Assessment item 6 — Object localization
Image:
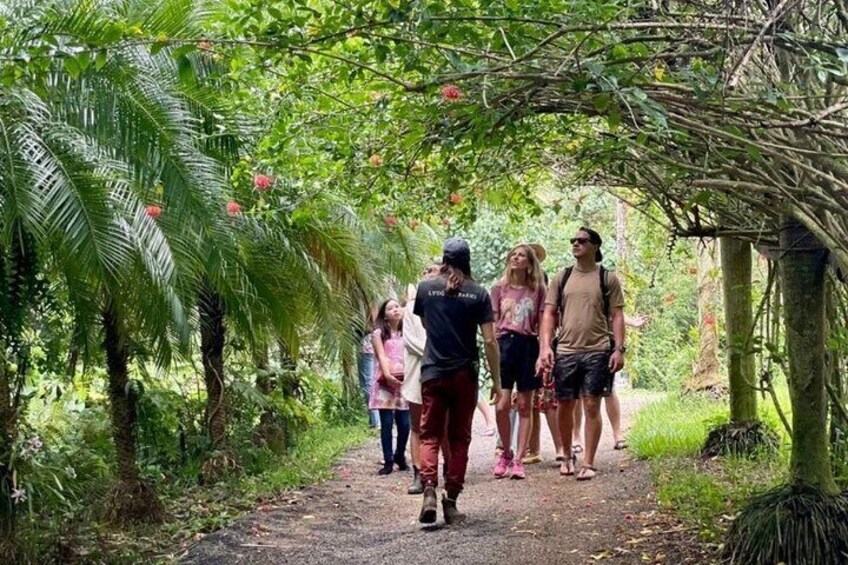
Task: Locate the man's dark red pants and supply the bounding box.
[419,368,477,497]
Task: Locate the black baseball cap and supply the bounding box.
[442,237,472,276]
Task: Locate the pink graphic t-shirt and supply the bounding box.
[490,282,546,338]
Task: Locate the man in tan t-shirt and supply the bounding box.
[536,227,626,481]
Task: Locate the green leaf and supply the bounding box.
[177,55,194,84]
[593,93,611,112]
[607,106,621,131]
[63,57,81,80]
[94,50,108,70]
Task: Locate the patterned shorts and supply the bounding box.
[535,379,558,411]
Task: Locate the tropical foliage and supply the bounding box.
[2,0,848,561]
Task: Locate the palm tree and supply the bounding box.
[0,0,239,528]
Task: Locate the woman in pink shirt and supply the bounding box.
[490,244,546,480]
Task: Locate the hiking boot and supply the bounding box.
[511,460,526,480]
[377,462,393,476]
[442,494,466,525]
[407,466,424,495]
[393,452,409,471]
[419,486,437,524]
[493,450,513,478]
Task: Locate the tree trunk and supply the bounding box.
[0,364,15,542]
[721,238,758,424]
[686,239,725,394]
[615,198,629,265]
[102,301,163,525]
[199,288,227,450]
[781,221,838,494]
[253,344,286,453]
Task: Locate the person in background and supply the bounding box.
[413,237,501,524]
[356,306,380,428]
[525,380,565,464]
[369,299,410,476]
[490,243,546,480]
[476,394,497,436]
[402,263,443,494]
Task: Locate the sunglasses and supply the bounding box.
[570,237,591,245]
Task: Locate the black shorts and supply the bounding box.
[553,351,614,400]
[498,332,542,392]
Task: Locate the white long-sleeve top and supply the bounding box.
[402,283,427,404]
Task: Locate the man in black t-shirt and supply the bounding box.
[413,237,501,525]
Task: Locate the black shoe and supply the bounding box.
[407,466,424,495]
[393,453,409,471]
[442,494,466,525]
[419,486,437,524]
[377,463,393,475]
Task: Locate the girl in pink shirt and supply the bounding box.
[369,299,410,475]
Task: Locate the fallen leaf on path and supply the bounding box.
[591,550,613,560]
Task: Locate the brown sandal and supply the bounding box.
[576,466,597,481]
[559,453,576,476]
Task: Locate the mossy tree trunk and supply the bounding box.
[686,239,725,394]
[781,221,839,494]
[721,238,758,424]
[102,301,163,524]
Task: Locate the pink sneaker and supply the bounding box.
[511,460,526,480]
[493,450,513,478]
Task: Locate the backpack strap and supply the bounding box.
[555,266,573,325]
[599,266,615,350]
[599,265,610,322]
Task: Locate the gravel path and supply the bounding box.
[184,392,716,564]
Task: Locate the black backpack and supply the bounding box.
[553,265,613,349]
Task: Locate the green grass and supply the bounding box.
[630,387,792,540]
[240,423,373,495]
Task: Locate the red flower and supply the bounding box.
[253,173,273,192]
[226,201,241,216]
[441,84,463,101]
[449,193,463,205]
[704,314,716,327]
[369,154,383,167]
[145,204,162,219]
[384,215,397,227]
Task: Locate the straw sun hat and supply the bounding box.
[528,242,547,263]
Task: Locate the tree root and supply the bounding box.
[103,479,165,527]
[725,485,848,565]
[701,421,778,458]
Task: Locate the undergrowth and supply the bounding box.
[629,387,791,540]
[17,423,372,563]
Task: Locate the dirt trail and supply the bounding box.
[184,392,716,564]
